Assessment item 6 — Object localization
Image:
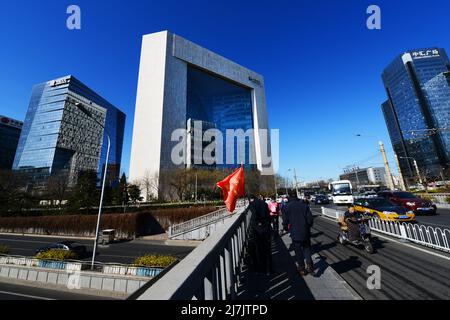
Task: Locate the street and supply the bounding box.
[0,281,115,300]
[320,203,450,229]
[309,205,450,299]
[0,234,194,264]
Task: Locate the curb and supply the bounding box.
[0,232,94,241]
[313,253,363,300]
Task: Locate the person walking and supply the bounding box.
[282,191,315,276]
[249,194,272,275]
[268,199,281,233]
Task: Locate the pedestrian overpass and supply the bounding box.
[131,202,361,300]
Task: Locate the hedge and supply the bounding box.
[133,255,178,268]
[36,249,77,261]
[0,245,9,255]
[0,206,216,238]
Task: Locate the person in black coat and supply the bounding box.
[282,191,314,276]
[248,194,272,275]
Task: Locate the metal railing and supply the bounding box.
[137,205,252,300]
[168,200,248,239]
[321,207,450,253]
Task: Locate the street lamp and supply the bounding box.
[74,102,111,271]
[398,156,423,185]
[285,169,291,195]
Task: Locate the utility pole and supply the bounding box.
[379,141,395,190]
[394,153,407,191]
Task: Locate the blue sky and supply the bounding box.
[1,0,450,182]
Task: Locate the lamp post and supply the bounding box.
[75,102,111,271]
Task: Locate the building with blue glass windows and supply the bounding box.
[0,116,23,170]
[382,48,450,184]
[129,31,272,200]
[13,76,125,188]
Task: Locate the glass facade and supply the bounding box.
[0,116,23,170]
[186,66,256,169]
[13,76,125,187]
[382,48,450,181]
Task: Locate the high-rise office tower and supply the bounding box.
[382,48,450,183]
[13,76,126,188]
[129,31,273,200]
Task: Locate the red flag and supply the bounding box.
[216,167,245,213]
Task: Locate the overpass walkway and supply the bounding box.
[236,232,360,300]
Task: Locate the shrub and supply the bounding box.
[419,195,434,202]
[133,254,177,268]
[0,245,9,255]
[446,196,450,204]
[36,249,77,261]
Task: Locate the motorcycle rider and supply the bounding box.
[342,205,362,241]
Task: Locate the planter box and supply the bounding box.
[102,265,163,278]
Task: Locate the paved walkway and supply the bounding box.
[237,232,361,300]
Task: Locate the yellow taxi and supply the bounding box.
[353,197,416,222]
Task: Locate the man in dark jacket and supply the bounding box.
[282,191,314,276]
[249,194,272,275]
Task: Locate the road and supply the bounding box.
[320,203,450,229]
[0,234,194,264]
[309,204,450,299]
[0,281,114,300]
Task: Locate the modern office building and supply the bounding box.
[382,48,450,183]
[129,31,272,200]
[340,167,387,187]
[13,76,125,188]
[0,116,23,170]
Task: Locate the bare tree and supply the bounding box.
[139,170,160,202]
[46,171,70,209]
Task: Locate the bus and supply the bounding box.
[329,180,354,205]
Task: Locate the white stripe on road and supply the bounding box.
[373,233,450,262]
[0,290,55,300]
[313,211,450,262]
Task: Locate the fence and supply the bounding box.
[321,207,450,253]
[0,255,164,278]
[416,193,450,208]
[168,200,248,239]
[137,205,251,300]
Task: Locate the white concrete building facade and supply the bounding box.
[129,31,272,199]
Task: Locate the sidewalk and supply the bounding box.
[236,232,361,300]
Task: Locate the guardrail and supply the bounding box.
[321,207,450,253]
[137,205,251,300]
[168,200,248,239]
[0,255,164,278]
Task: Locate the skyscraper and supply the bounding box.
[129,31,273,200]
[13,76,125,188]
[382,48,450,183]
[0,116,23,170]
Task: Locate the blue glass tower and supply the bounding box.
[13,76,125,187]
[186,65,256,169]
[0,116,23,170]
[382,48,450,182]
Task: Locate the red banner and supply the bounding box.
[216,167,245,213]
